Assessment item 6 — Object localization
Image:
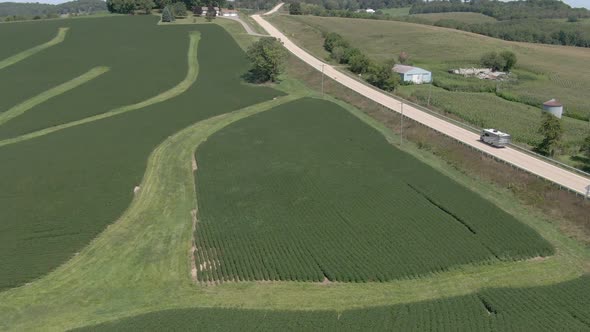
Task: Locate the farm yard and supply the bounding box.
[0,10,588,332]
[268,15,590,153]
[195,97,552,283]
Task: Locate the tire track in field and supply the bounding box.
[0,27,69,71]
[0,31,201,148]
[0,67,110,126]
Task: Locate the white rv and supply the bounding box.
[480,129,511,147]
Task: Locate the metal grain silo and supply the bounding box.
[543,99,563,118]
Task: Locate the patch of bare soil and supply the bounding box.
[192,156,198,172]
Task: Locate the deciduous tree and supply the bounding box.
[246,37,288,83]
[536,112,563,157]
[289,2,302,15]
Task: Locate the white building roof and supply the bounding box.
[393,64,430,74]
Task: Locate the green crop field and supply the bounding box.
[411,12,497,24]
[194,97,552,282]
[268,15,590,150]
[397,84,589,147]
[0,12,589,332]
[76,275,590,331]
[0,16,281,290]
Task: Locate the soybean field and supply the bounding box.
[194,98,552,283]
[0,16,281,290]
[76,275,590,331]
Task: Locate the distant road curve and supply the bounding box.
[218,16,267,37]
[263,2,285,15]
[253,5,590,195]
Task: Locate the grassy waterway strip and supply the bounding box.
[0,31,200,148]
[0,18,586,331]
[0,67,109,126]
[0,87,586,330]
[0,27,69,71]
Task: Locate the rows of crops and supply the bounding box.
[76,275,590,331]
[397,84,588,148]
[0,16,190,140]
[0,18,281,290]
[194,98,552,283]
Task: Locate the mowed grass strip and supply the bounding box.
[74,275,590,331]
[0,88,583,331]
[0,27,68,71]
[0,16,199,137]
[0,22,281,291]
[0,66,109,126]
[194,98,552,283]
[0,31,199,147]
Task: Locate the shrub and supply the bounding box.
[348,53,370,74]
[323,32,348,52]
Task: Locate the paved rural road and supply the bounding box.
[253,4,590,196]
[219,16,267,37]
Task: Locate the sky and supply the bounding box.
[0,0,588,9]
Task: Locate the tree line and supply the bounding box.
[106,0,226,14]
[434,18,590,47]
[324,32,400,91]
[1,0,106,21]
[409,0,590,21]
[288,1,590,48]
[286,0,420,12]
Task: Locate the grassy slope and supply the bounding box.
[411,12,497,24]
[0,20,280,290]
[0,16,586,331]
[268,15,590,121]
[195,97,552,283]
[380,7,411,16]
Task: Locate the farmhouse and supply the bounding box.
[221,9,238,17]
[201,6,220,15]
[393,64,432,84]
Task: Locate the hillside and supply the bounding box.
[269,14,590,169]
[0,0,106,17]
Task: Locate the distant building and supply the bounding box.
[543,99,563,119]
[393,64,432,84]
[202,6,220,15]
[221,9,238,17]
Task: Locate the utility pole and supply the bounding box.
[427,82,432,107]
[400,102,404,146]
[321,63,325,98]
